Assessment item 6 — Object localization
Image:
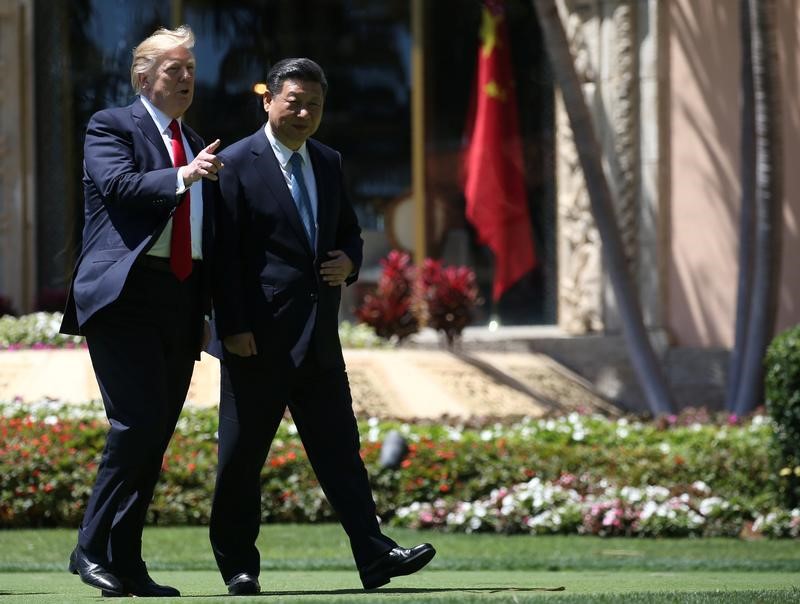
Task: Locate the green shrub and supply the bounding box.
[764,323,800,508]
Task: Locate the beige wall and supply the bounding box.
[668,0,800,347]
[776,0,800,334]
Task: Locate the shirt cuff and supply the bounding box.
[176,167,188,194]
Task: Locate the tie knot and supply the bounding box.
[168,119,181,139]
[289,152,303,170]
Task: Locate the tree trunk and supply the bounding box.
[733,0,782,416]
[726,0,756,412]
[531,0,674,415]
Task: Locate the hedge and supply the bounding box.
[2,399,796,538]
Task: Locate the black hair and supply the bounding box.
[266,58,328,97]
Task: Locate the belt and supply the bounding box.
[137,255,202,273]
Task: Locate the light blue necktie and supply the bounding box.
[289,152,316,245]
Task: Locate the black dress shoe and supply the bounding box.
[359,543,436,589]
[100,570,180,598]
[68,546,125,595]
[227,572,261,596]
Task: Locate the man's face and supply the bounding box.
[263,79,324,150]
[141,45,195,119]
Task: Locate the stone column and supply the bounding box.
[556,0,604,334]
[555,0,665,336]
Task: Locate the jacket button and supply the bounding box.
[310,292,318,301]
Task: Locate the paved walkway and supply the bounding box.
[0,348,618,419]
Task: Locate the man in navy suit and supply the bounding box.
[209,58,435,595]
[60,25,222,598]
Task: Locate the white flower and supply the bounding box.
[645,485,670,502]
[640,501,658,521]
[698,497,726,516]
[620,486,642,503]
[367,417,379,427]
[688,511,704,527]
[658,442,671,454]
[446,427,462,441]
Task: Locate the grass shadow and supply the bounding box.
[260,586,566,596]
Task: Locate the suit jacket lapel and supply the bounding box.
[307,141,330,258]
[250,131,315,257]
[131,99,172,167]
[182,122,205,157]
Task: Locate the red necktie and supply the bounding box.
[168,119,192,281]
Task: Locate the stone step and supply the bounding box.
[0,348,616,419]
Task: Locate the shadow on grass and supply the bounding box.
[262,586,567,596]
[179,586,567,598]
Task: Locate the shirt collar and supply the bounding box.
[264,123,309,169]
[140,95,180,135]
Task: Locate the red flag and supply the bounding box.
[463,0,536,302]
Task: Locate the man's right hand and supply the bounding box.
[223,331,258,357]
[181,139,223,185]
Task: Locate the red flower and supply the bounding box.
[355,250,420,341]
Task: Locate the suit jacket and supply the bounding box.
[212,127,363,369]
[60,98,213,335]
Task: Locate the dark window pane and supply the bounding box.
[424,0,556,325]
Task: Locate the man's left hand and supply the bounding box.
[320,250,354,287]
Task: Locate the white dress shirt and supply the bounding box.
[264,124,319,229]
[140,95,204,260]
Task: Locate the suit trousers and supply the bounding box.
[78,260,202,572]
[209,345,396,581]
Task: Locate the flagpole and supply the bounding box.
[171,0,183,27]
[411,0,427,265]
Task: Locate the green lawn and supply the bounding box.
[1,525,798,602]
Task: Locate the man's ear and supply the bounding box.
[139,73,149,90]
[262,90,273,113]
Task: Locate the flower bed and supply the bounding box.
[1,399,796,537]
[0,313,384,350]
[0,313,84,350]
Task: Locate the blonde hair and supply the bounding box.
[130,25,195,93]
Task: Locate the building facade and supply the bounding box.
[2,0,799,410]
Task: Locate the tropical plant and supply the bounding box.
[730,0,783,416]
[418,259,481,347]
[354,250,420,341]
[531,0,674,416]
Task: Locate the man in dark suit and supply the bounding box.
[60,25,222,598]
[209,58,435,596]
